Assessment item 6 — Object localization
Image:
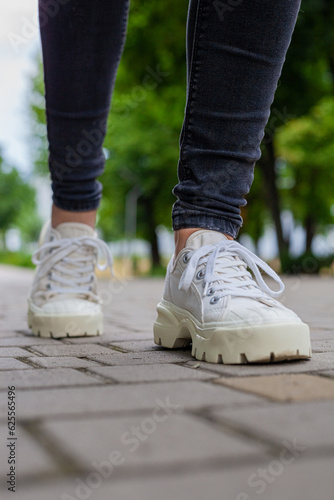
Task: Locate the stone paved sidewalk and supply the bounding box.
[0,264,334,500]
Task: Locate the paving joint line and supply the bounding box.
[192,409,302,452]
[0,381,105,393]
[15,356,44,369]
[13,452,278,490]
[74,366,118,384]
[20,346,46,357]
[22,420,86,476]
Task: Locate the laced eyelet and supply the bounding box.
[182,253,190,264]
[196,269,205,280]
[207,288,215,296]
[210,295,222,305]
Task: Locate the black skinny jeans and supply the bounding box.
[39,0,301,238]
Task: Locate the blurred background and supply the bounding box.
[1,0,334,275]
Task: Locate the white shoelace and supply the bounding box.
[179,239,284,301]
[32,236,113,300]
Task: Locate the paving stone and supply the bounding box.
[107,340,163,352]
[60,335,111,345]
[88,350,193,365]
[1,267,334,500]
[311,339,334,352]
[99,279,163,333]
[281,276,334,330]
[87,363,216,383]
[0,368,103,390]
[0,347,34,357]
[28,356,101,369]
[102,327,152,342]
[319,370,334,379]
[5,456,334,500]
[307,317,334,330]
[0,331,26,338]
[0,424,59,481]
[212,400,334,449]
[30,344,115,357]
[0,336,60,347]
[0,358,30,370]
[191,352,334,377]
[64,330,152,343]
[0,381,262,419]
[214,374,334,402]
[40,412,267,472]
[0,264,33,280]
[310,329,334,341]
[0,320,28,332]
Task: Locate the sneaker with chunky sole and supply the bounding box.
[28,221,112,338]
[154,230,311,364]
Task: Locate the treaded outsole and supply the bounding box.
[153,300,312,365]
[29,327,101,339]
[155,336,312,364]
[28,310,103,339]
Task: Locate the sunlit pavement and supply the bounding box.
[0,264,334,500]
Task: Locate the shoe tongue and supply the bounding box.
[52,222,96,240]
[185,230,229,250]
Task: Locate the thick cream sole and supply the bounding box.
[28,309,103,338]
[154,300,312,364]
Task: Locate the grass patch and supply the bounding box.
[0,250,34,268]
[281,251,334,274]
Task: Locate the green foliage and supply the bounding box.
[239,168,270,248]
[243,0,334,252]
[29,60,48,176]
[275,0,334,118]
[0,154,40,243]
[28,0,334,269]
[0,250,35,268]
[276,97,334,231]
[99,0,188,246]
[281,251,334,275]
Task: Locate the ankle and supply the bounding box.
[174,228,233,258]
[51,204,97,229]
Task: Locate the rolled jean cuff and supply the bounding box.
[52,198,101,212]
[52,180,102,212]
[172,212,241,239]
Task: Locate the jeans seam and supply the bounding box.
[180,0,206,163]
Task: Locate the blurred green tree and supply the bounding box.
[255,0,334,258]
[276,97,334,251]
[0,153,40,245]
[29,0,334,268]
[100,0,188,265]
[29,1,188,266]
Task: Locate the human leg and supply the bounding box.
[28,0,129,337]
[155,0,311,363]
[173,0,302,239]
[39,0,129,224]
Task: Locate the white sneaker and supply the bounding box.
[154,230,311,364]
[28,221,112,338]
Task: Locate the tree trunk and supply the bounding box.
[141,197,161,267]
[150,228,161,267]
[323,0,334,78]
[305,214,315,253]
[258,139,289,260]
